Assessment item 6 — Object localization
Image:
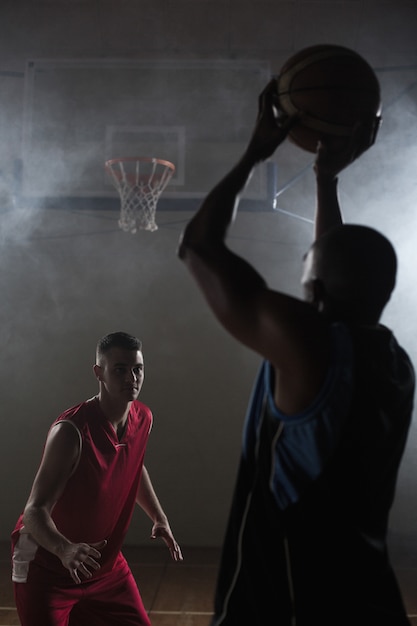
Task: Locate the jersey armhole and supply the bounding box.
[53,419,82,477]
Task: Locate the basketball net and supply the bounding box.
[105,157,175,233]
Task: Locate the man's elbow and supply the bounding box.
[177,229,207,262]
[177,232,188,260]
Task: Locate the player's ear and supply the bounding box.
[312,278,326,308]
[93,364,103,381]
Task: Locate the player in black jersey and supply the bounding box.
[179,81,414,625]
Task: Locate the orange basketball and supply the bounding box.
[275,44,381,153]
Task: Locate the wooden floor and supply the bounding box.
[1,538,416,625]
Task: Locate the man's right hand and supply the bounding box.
[58,539,107,584]
[245,79,299,163]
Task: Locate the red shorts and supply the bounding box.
[14,558,151,626]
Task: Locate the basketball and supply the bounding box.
[274,44,381,153]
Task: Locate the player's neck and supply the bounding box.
[97,393,131,430]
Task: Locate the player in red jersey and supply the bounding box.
[12,331,182,626]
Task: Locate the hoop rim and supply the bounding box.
[105,156,175,233]
[105,156,176,172]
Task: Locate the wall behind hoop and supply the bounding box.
[21,58,271,205]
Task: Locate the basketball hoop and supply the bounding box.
[105,157,175,233]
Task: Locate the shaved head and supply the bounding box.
[96,331,142,366]
[306,224,397,323]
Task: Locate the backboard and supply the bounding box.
[21,59,272,207]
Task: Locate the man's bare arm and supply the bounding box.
[313,116,381,240]
[178,81,327,384]
[136,466,183,561]
[22,423,105,583]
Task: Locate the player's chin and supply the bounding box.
[123,387,140,401]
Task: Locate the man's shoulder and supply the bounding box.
[54,397,97,427]
[350,324,415,399]
[129,400,153,433]
[131,399,153,419]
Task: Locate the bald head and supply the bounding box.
[304,224,397,324]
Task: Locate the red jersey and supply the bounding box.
[12,396,152,583]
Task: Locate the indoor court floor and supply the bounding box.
[0,540,415,625]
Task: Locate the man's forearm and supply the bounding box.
[179,150,257,256]
[23,505,70,558]
[314,174,343,240]
[136,466,168,524]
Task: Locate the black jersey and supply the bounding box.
[212,323,414,626]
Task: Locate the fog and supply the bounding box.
[0,1,416,548]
